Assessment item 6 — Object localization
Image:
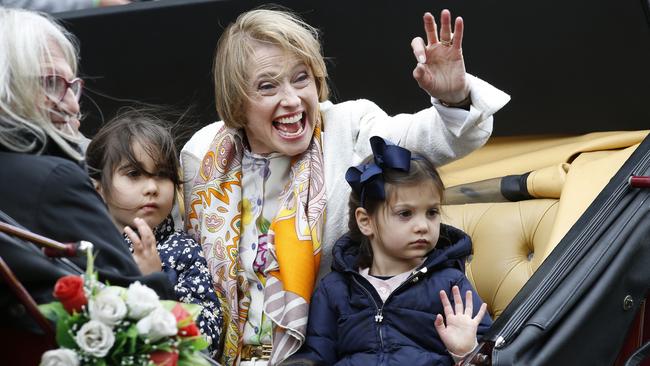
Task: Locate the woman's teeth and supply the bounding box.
[273,112,304,137]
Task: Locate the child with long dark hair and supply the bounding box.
[86,109,223,358]
[293,136,491,365]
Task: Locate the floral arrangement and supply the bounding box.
[38,254,212,366]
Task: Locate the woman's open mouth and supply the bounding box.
[272,112,306,138]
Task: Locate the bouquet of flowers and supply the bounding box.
[38,254,212,366]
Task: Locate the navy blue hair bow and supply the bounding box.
[345,136,412,207]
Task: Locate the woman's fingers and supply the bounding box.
[411,36,427,64]
[423,12,438,46]
[453,16,464,50]
[438,9,453,44]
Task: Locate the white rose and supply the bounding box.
[136,307,177,342]
[74,320,115,357]
[125,281,159,319]
[40,348,79,366]
[89,287,127,327]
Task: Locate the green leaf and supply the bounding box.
[110,330,128,358]
[38,302,68,322]
[55,317,76,349]
[125,324,139,354]
[178,336,209,352]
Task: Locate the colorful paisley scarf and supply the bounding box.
[186,124,326,365]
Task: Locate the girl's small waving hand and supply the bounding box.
[124,217,162,275]
[435,285,488,358]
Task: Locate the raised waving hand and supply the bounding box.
[411,9,470,105]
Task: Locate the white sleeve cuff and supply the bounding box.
[448,340,479,363]
[432,74,510,137]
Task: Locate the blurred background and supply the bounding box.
[55,0,650,138]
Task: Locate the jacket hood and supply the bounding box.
[331,223,472,274]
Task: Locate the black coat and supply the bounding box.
[293,225,492,366]
[0,139,175,331]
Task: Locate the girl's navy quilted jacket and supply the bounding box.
[293,224,492,366]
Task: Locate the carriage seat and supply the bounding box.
[440,131,649,318]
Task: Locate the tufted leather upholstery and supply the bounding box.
[443,200,558,317]
[440,131,648,318]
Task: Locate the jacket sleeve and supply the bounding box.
[36,161,176,299]
[179,122,221,232]
[168,234,223,357]
[348,74,510,167]
[291,280,339,364]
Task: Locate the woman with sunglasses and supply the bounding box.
[0,8,176,362]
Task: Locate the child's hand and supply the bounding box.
[434,285,488,358]
[124,217,162,275]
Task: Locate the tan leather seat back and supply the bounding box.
[440,131,648,318]
[443,200,558,317]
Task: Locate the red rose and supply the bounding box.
[171,303,190,322]
[53,275,87,314]
[171,303,200,337]
[178,322,200,337]
[150,350,179,366]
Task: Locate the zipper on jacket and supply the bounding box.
[351,275,385,349]
[350,266,430,352]
[376,266,429,319]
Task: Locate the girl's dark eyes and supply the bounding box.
[397,210,412,218]
[157,170,172,179]
[395,208,439,218]
[125,170,140,178]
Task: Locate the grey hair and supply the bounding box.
[0,7,82,161]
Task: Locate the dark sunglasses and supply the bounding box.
[41,75,84,103]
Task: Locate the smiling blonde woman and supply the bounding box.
[181,7,510,365]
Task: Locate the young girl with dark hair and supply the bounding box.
[293,137,491,365]
[86,110,223,358]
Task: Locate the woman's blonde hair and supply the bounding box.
[0,7,82,161]
[213,7,329,129]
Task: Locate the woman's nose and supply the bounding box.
[59,87,81,115]
[280,86,300,107]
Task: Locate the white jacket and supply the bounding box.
[181,74,510,279]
